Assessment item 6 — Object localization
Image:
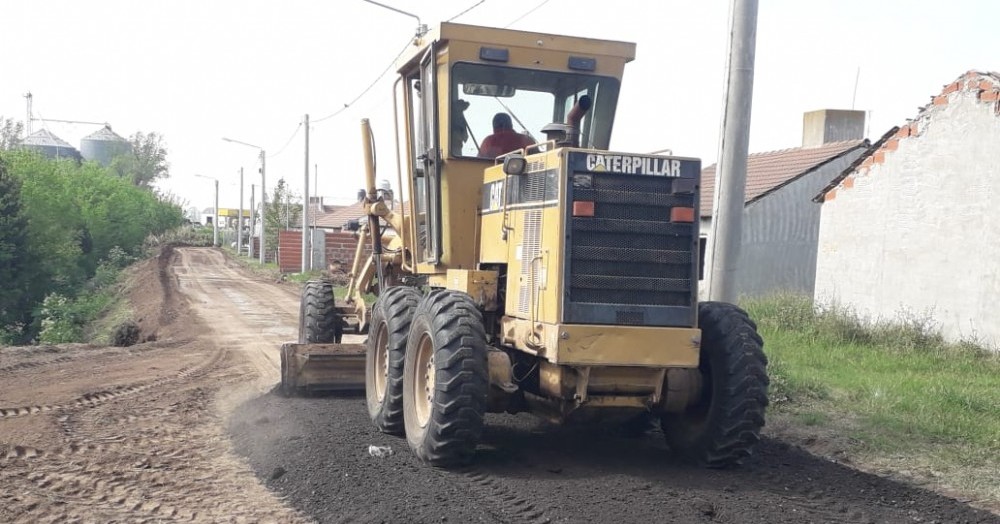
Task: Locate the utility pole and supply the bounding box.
[237,167,244,256]
[259,150,267,265]
[24,93,32,135]
[708,0,758,303]
[221,137,266,262]
[302,114,311,272]
[249,185,256,258]
[213,179,219,247]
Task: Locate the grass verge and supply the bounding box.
[743,294,1000,508]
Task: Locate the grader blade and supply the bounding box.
[279,342,366,396]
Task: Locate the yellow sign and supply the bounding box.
[217,208,251,217]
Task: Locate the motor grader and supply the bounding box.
[280,22,769,467]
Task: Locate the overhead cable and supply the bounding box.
[267,122,303,158]
[504,0,551,28]
[312,39,413,125]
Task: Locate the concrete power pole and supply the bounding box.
[708,0,758,303]
[249,185,256,258]
[24,92,33,135]
[212,179,219,247]
[237,167,244,256]
[302,114,311,272]
[259,151,267,265]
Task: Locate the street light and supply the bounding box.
[223,137,267,265]
[194,174,219,247]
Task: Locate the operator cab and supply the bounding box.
[393,22,635,273]
[449,63,620,158]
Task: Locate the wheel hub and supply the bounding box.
[414,334,434,427]
[373,326,388,402]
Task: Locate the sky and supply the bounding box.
[3,0,997,214]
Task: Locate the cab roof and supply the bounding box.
[395,22,636,74]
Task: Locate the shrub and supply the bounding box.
[111,320,141,347]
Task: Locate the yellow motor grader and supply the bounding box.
[280,22,769,467]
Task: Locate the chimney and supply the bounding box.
[802,109,866,147]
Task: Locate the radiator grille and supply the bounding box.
[517,209,543,316]
[567,173,695,310]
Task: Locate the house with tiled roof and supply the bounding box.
[813,70,1000,349]
[699,110,870,298]
[312,200,366,231]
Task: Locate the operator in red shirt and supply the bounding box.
[478,113,534,158]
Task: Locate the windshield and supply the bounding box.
[449,63,621,158]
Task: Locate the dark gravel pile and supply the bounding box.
[229,388,998,524]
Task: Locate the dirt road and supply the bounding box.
[0,247,305,523]
[2,247,996,523]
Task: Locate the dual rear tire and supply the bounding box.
[366,289,489,467]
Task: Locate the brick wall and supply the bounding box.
[276,230,371,273]
[249,238,276,264]
[325,231,371,272]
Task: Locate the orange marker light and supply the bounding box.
[573,201,595,217]
[670,207,695,223]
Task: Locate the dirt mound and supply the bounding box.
[128,243,186,342]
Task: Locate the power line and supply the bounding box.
[504,0,551,28]
[267,122,303,158]
[447,0,486,22]
[312,39,413,125]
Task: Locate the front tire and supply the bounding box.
[403,290,488,467]
[366,286,422,435]
[661,301,769,467]
[298,280,341,344]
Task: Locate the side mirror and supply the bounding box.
[502,154,527,176]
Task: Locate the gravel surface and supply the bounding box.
[231,389,999,524]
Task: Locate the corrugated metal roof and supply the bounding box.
[700,139,866,217]
[21,129,74,148]
[83,125,127,142]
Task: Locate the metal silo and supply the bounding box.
[80,125,131,166]
[20,129,83,162]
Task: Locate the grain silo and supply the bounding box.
[80,125,131,166]
[20,129,83,162]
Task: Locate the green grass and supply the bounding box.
[287,270,325,283]
[743,294,1000,505]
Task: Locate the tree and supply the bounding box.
[0,149,184,343]
[0,157,29,333]
[0,117,24,151]
[110,131,170,187]
[264,178,302,258]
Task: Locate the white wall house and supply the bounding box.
[699,110,869,299]
[814,71,1000,349]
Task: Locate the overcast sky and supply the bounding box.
[3,0,997,213]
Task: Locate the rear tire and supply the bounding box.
[403,290,488,467]
[661,301,769,467]
[298,280,341,344]
[366,286,422,435]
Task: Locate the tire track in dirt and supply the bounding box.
[460,467,553,524]
[0,355,74,375]
[0,247,308,524]
[0,345,224,420]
